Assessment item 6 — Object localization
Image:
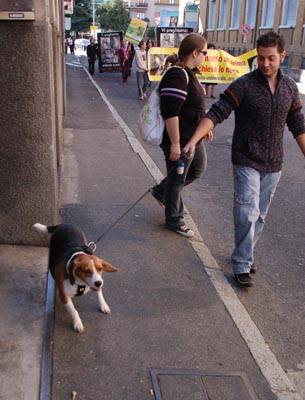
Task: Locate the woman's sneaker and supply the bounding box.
[167,224,194,238]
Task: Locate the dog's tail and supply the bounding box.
[33,223,58,235]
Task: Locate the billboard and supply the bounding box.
[98,31,123,72]
[124,18,147,44]
[159,9,179,27]
[157,27,193,48]
[147,47,258,83]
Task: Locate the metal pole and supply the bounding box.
[93,0,95,25]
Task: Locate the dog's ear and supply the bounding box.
[101,259,118,273]
[68,261,78,285]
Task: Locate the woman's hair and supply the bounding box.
[165,53,178,69]
[207,43,215,49]
[178,33,206,61]
[139,40,145,48]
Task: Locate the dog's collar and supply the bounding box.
[76,285,86,296]
[66,251,86,276]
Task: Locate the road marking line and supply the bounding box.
[82,66,302,400]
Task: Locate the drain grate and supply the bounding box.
[149,369,258,400]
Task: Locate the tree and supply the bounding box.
[70,0,92,34]
[96,0,129,32]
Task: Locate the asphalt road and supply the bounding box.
[80,57,305,379]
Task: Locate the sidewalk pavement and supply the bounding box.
[0,245,48,400]
[0,63,278,400]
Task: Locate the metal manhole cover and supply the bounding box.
[150,369,258,400]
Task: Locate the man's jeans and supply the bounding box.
[136,71,148,98]
[232,165,281,274]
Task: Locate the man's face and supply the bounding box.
[257,45,285,78]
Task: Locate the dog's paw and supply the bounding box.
[73,319,84,333]
[100,303,111,314]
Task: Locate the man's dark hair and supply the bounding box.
[257,31,285,53]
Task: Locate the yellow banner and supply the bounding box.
[124,18,147,45]
[148,47,258,83]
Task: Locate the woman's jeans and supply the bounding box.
[136,71,148,97]
[154,142,207,228]
[232,165,281,274]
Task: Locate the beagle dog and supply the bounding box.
[33,223,117,333]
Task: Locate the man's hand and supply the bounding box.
[183,142,196,158]
[169,143,181,161]
[183,131,214,157]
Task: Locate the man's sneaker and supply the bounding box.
[167,224,194,238]
[250,264,257,274]
[150,187,165,208]
[234,273,253,287]
[139,96,144,100]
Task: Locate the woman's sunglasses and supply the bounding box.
[199,50,207,56]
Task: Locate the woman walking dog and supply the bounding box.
[150,33,212,237]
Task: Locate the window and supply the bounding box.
[261,0,275,27]
[218,0,228,29]
[207,0,216,29]
[154,11,160,25]
[230,0,240,28]
[245,0,257,27]
[136,12,145,19]
[302,58,305,69]
[281,0,298,27]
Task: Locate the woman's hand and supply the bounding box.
[169,143,181,161]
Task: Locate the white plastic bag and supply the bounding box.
[138,66,189,146]
[138,88,164,145]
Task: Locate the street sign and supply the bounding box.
[65,17,71,30]
[90,25,98,30]
[242,24,251,36]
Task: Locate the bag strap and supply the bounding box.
[168,65,189,85]
[157,65,189,93]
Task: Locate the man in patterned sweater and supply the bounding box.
[183,31,305,287]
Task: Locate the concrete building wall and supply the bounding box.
[200,0,305,68]
[0,0,64,245]
[127,0,179,27]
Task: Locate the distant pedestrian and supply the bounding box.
[128,43,135,77]
[64,38,68,54]
[205,43,217,98]
[120,40,131,82]
[150,33,211,238]
[69,37,75,55]
[183,31,305,286]
[135,40,149,100]
[86,37,97,75]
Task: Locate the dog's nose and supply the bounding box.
[94,280,102,287]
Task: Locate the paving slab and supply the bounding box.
[0,245,48,400]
